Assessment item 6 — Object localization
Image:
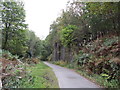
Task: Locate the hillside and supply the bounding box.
[52,35,120,88]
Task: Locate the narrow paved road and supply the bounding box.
[44,62,100,88]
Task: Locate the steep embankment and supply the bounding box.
[53,35,120,88]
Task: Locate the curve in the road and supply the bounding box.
[44,62,100,88]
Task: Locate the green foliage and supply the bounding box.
[100,73,111,80]
[86,2,119,35]
[75,53,92,66]
[93,74,119,88]
[1,0,43,57]
[53,60,67,67]
[103,36,118,46]
[39,40,52,61]
[2,49,18,59]
[60,25,78,47]
[1,0,28,55]
[26,30,43,57]
[48,2,119,59]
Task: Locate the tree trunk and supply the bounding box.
[53,43,59,61]
[3,23,10,50]
[69,47,73,62]
[60,46,65,61]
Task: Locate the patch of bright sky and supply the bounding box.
[23,0,69,40]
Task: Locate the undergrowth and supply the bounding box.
[52,35,120,88]
[1,50,59,88]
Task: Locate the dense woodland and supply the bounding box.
[0,0,120,88]
[46,2,120,61]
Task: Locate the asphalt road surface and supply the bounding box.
[44,62,100,88]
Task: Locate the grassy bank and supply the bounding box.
[21,62,59,88]
[1,50,59,88]
[76,69,119,88]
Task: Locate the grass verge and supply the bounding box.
[76,69,119,88]
[21,62,59,88]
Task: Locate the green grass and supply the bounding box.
[76,70,119,88]
[21,62,59,88]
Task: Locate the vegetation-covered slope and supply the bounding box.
[53,35,120,88]
[1,50,58,88]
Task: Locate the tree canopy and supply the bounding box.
[1,0,45,58]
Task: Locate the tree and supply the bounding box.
[44,1,120,62]
[1,0,28,55]
[60,25,78,48]
[86,2,119,36]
